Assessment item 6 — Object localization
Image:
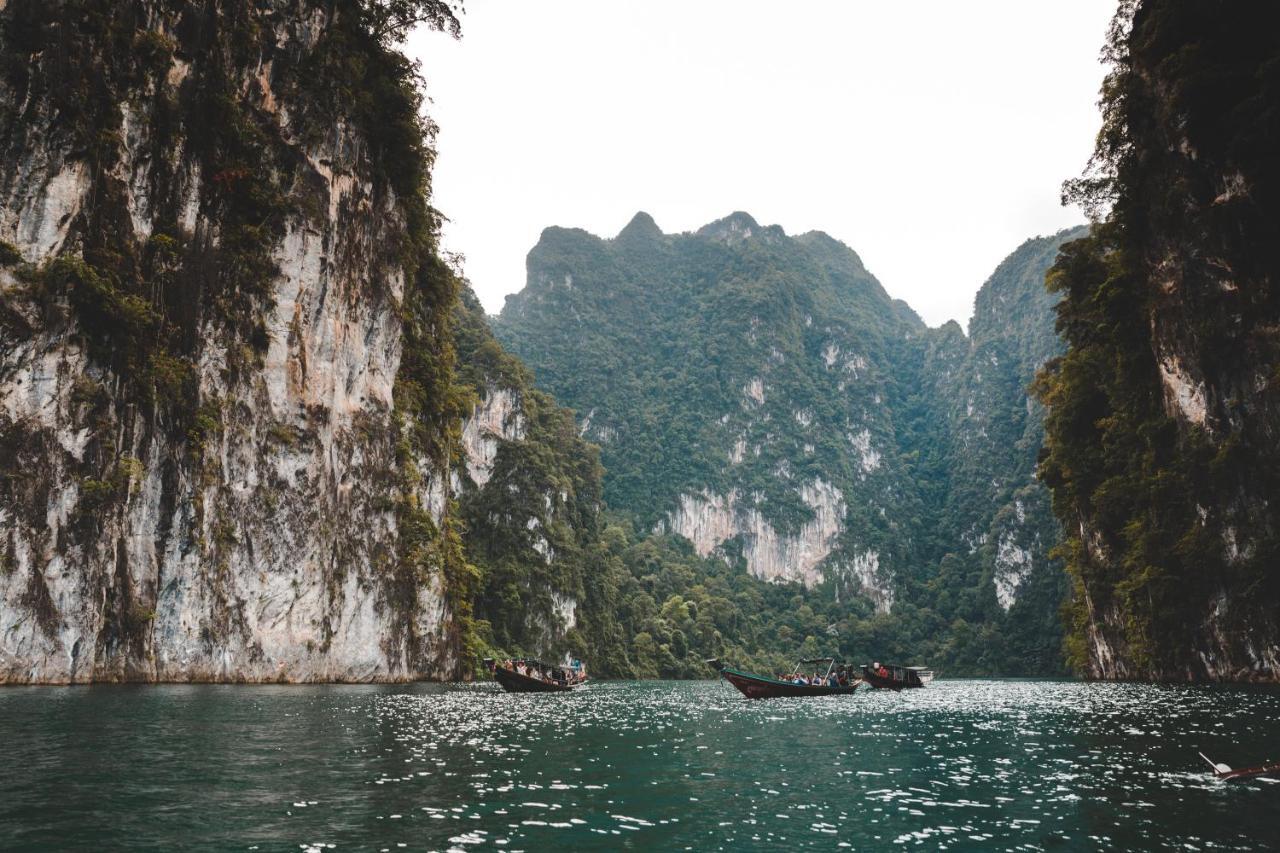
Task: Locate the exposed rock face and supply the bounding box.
[992,503,1037,610]
[460,387,524,489]
[0,0,463,682]
[1037,1,1280,681]
[663,479,850,590]
[1155,352,1208,428]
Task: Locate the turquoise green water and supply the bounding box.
[1,679,1278,851]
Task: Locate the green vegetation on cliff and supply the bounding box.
[450,285,627,671]
[1036,0,1280,680]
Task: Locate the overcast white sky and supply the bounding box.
[408,1,1115,329]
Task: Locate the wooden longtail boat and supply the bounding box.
[861,663,933,690]
[707,657,861,699]
[1200,753,1280,782]
[485,658,586,693]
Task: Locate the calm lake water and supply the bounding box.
[1,679,1278,851]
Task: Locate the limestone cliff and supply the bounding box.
[0,0,466,682]
[1038,0,1280,681]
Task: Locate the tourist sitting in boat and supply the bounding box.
[489,656,587,692]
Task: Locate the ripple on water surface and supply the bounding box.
[0,679,1278,851]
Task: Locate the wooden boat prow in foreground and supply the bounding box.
[485,658,586,693]
[707,657,861,699]
[861,662,933,690]
[1200,752,1280,782]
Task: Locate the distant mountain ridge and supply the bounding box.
[495,212,1086,673]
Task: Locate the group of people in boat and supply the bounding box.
[499,658,585,686]
[780,664,856,687]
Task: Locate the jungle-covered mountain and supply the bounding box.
[1036,0,1280,681]
[495,212,1087,675]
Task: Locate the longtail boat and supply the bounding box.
[707,657,861,699]
[485,658,586,693]
[1200,752,1280,782]
[861,662,933,690]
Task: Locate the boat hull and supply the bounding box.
[493,666,580,693]
[861,666,926,690]
[719,667,860,699]
[1217,761,1280,782]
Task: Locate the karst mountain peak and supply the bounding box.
[496,211,1089,674]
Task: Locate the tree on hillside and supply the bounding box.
[359,0,462,44]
